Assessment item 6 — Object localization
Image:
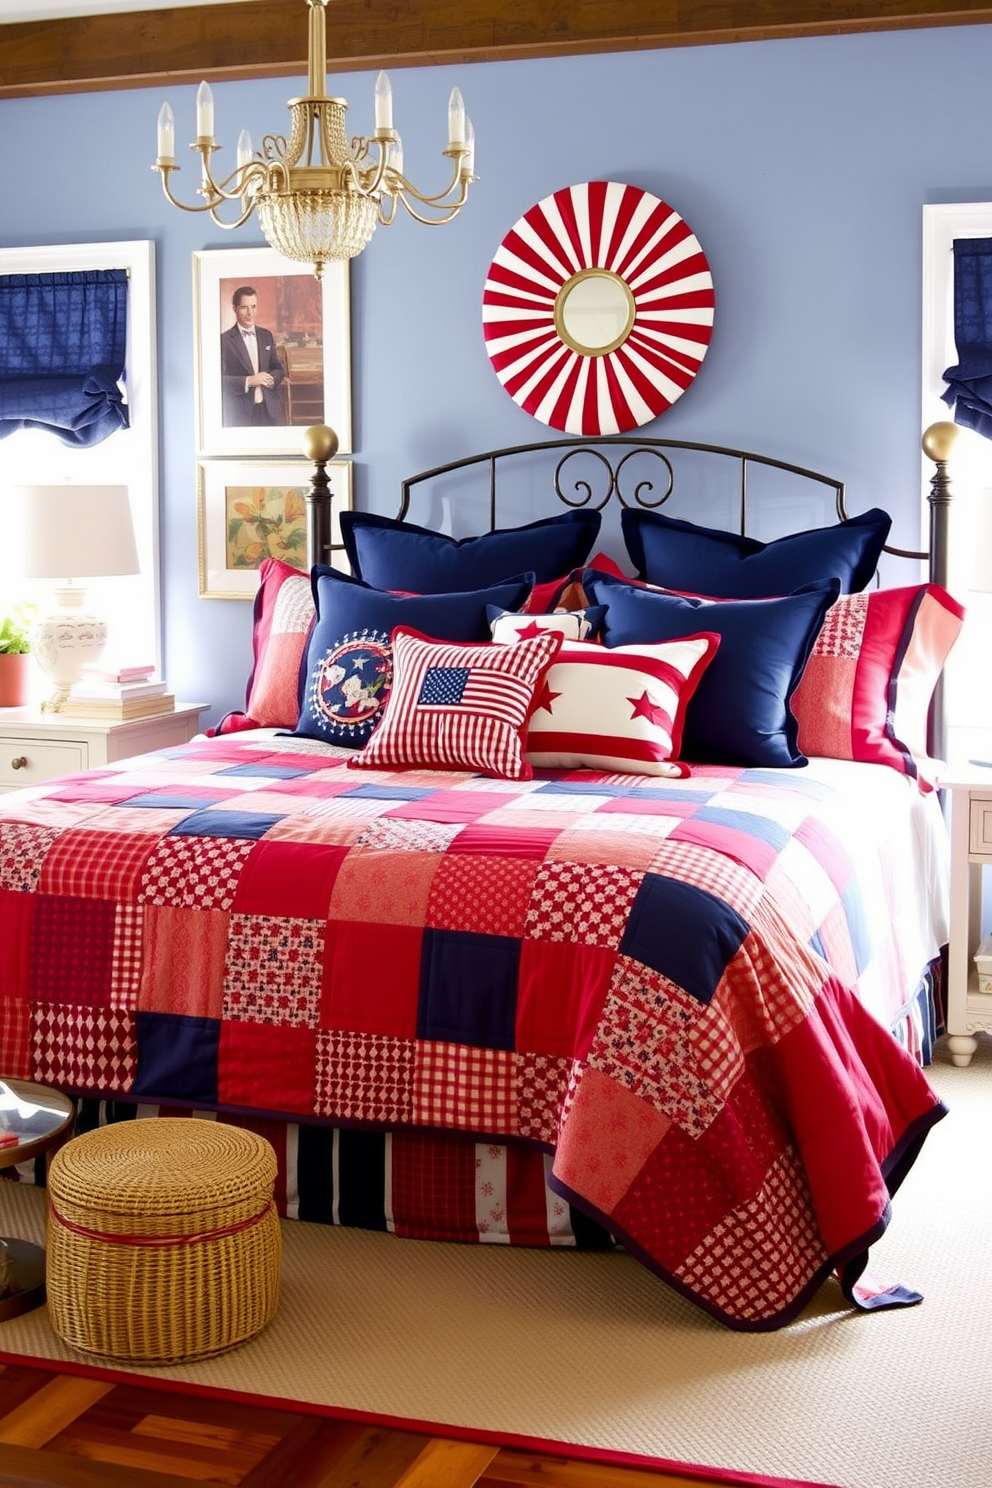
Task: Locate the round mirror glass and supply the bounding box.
[556,271,635,356]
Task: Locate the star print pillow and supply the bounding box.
[486,605,607,644]
[502,634,721,776]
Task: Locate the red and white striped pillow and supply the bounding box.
[348,626,563,780]
[504,634,720,776]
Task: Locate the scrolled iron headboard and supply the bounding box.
[396,435,850,535]
[299,425,960,757]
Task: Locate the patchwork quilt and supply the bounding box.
[0,735,947,1329]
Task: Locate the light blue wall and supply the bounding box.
[2,23,992,725]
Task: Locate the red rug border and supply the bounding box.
[0,1345,841,1488]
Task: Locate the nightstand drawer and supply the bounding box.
[969,797,992,856]
[0,736,87,790]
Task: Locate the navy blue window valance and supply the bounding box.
[0,268,130,448]
[942,237,992,442]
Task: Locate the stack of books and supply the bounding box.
[63,665,175,720]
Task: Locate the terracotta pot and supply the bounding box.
[0,652,31,708]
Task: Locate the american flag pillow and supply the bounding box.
[348,626,564,780]
[510,634,720,775]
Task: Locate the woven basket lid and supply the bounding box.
[49,1119,277,1218]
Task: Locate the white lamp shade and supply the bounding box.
[7,484,139,711]
[11,484,139,582]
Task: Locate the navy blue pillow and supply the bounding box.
[583,571,840,768]
[340,509,602,594]
[620,506,890,598]
[294,568,535,748]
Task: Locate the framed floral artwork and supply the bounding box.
[196,458,353,599]
[193,246,352,457]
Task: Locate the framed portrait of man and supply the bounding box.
[193,247,352,456]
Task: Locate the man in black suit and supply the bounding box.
[220,285,286,426]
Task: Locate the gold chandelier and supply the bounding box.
[153,0,476,278]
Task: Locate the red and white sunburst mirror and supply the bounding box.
[482,181,715,436]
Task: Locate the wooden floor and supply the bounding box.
[0,1360,746,1488]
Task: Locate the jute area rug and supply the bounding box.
[1,1040,989,1488]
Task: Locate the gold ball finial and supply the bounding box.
[302,424,339,462]
[921,420,960,463]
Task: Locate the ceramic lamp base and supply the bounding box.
[31,586,108,712]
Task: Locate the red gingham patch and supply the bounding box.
[0,996,31,1078]
[648,838,763,920]
[30,1003,135,1092]
[111,903,143,1010]
[523,860,643,947]
[414,1042,515,1133]
[716,930,813,1056]
[514,1052,571,1143]
[138,834,256,910]
[223,915,325,1027]
[0,822,58,892]
[37,828,160,902]
[674,1148,827,1322]
[426,854,540,937]
[686,998,745,1107]
[315,1031,415,1123]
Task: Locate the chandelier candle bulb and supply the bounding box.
[156,101,175,163]
[196,81,215,141]
[464,118,475,176]
[448,87,465,147]
[374,71,393,133]
[237,130,254,171]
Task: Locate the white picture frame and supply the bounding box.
[197,457,353,599]
[193,246,352,457]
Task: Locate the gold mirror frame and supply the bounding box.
[554,268,636,357]
[483,181,715,436]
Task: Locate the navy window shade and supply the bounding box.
[0,269,129,447]
[942,237,992,441]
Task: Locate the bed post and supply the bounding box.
[302,423,340,569]
[921,419,960,761]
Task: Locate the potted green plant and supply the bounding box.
[0,602,35,707]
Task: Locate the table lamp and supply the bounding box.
[11,484,139,711]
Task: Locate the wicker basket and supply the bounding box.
[46,1118,281,1364]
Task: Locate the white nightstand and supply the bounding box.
[940,763,992,1066]
[0,704,210,793]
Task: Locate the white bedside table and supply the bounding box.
[940,763,992,1066]
[0,703,209,793]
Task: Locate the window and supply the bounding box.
[0,240,159,688]
[922,204,992,761]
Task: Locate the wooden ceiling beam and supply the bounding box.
[2,0,991,99]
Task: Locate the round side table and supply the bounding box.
[1,1078,75,1321]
